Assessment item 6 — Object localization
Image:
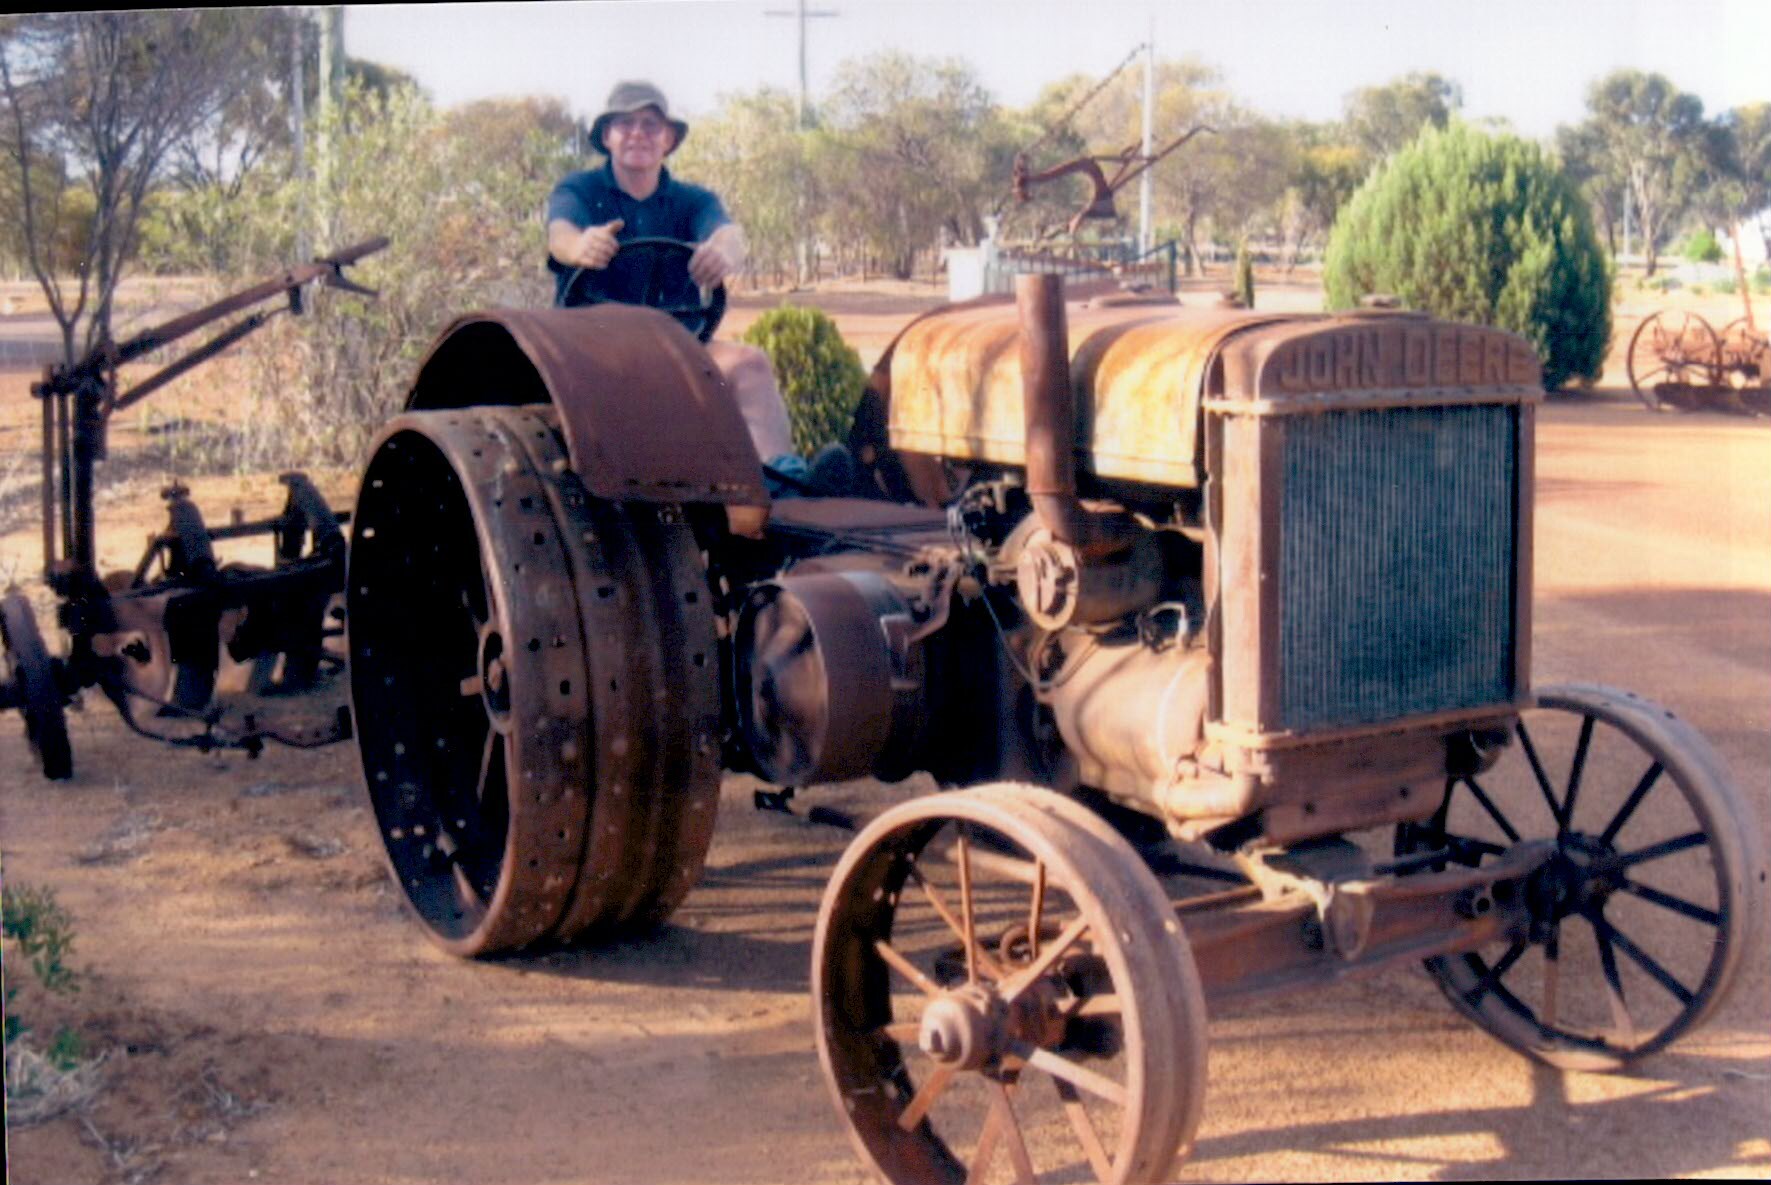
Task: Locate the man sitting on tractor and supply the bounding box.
[546,80,851,495]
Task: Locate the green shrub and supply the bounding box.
[1323,122,1611,389]
[1234,241,1256,308]
[1711,275,1738,295]
[1681,228,1723,264]
[1753,266,1771,295]
[740,305,867,455]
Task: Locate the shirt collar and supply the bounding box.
[601,160,671,201]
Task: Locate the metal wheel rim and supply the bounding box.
[813,783,1206,1184]
[1718,317,1770,415]
[349,410,596,955]
[1627,310,1720,412]
[1397,683,1763,1070]
[1,591,71,780]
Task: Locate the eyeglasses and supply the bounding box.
[609,114,669,139]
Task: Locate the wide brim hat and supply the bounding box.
[589,80,689,155]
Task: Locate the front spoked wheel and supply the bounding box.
[1397,684,1765,1070]
[814,784,1207,1184]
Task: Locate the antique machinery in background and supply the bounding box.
[0,238,386,779]
[348,272,1764,1183]
[1626,277,1769,414]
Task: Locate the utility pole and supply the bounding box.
[291,11,308,260]
[764,0,838,129]
[1138,21,1155,255]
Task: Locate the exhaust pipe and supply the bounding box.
[1016,273,1137,560]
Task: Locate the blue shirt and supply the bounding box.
[546,163,729,308]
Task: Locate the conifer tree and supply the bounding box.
[1324,123,1611,389]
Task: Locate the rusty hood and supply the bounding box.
[883,299,1543,489]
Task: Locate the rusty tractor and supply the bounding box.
[1626,307,1770,414]
[349,269,1765,1184]
[0,240,384,779]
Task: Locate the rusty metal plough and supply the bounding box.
[1627,307,1770,414]
[0,238,386,779]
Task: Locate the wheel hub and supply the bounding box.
[918,986,1001,1071]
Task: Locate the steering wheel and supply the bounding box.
[561,236,727,343]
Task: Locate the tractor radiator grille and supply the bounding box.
[1277,404,1517,731]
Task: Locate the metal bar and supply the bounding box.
[104,237,386,370]
[39,375,55,574]
[110,311,274,416]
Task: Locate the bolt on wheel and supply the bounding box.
[1396,684,1765,1070]
[814,783,1207,1184]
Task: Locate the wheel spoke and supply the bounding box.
[1027,858,1046,963]
[966,1094,1004,1185]
[1617,877,1722,926]
[1069,993,1122,1018]
[1002,915,1091,1004]
[874,939,942,998]
[1590,916,1637,1044]
[476,727,500,803]
[956,829,978,986]
[1541,927,1561,1029]
[1562,715,1596,830]
[1463,940,1527,1005]
[873,1020,922,1045]
[908,865,1007,981]
[1460,776,1522,843]
[1615,830,1707,869]
[988,1080,1038,1185]
[1015,1042,1128,1107]
[896,1065,955,1133]
[1514,720,1563,826]
[1599,762,1664,845]
[1590,908,1695,1007]
[1053,1078,1114,1183]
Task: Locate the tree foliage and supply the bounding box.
[220,81,572,469]
[0,11,262,360]
[1324,122,1611,390]
[1342,72,1463,158]
[813,52,1012,278]
[1563,70,1707,276]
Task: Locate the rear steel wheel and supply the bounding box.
[349,405,720,956]
[1397,684,1764,1070]
[814,783,1207,1184]
[1627,310,1720,411]
[1,591,71,781]
[1718,317,1770,415]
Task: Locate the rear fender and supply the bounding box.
[406,305,768,507]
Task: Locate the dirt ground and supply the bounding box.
[2,276,1768,1184]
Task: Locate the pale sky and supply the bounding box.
[346,0,1771,141]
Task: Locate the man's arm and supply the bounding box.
[689,222,746,288]
[548,218,626,270]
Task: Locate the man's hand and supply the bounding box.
[689,224,747,289]
[550,218,625,270]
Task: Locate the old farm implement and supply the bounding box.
[1626,303,1770,414]
[346,268,1764,1183]
[0,238,386,779]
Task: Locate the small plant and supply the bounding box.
[740,305,867,456]
[1752,266,1771,295]
[1711,275,1736,295]
[1233,241,1256,309]
[1681,228,1723,264]
[4,881,83,1053]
